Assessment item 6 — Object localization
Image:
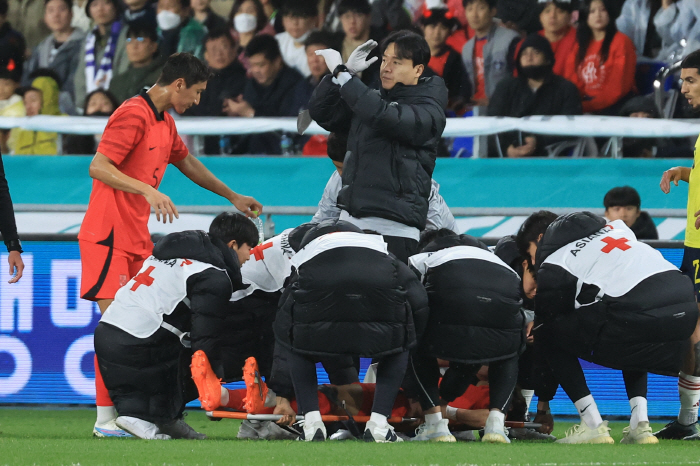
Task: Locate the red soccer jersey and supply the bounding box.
[472,37,488,101]
[78,91,189,256]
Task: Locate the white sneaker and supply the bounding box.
[411,419,456,442]
[115,416,171,440]
[621,421,659,444]
[482,414,511,444]
[363,420,403,443]
[556,420,614,444]
[298,420,326,442]
[93,419,133,438]
[157,418,206,439]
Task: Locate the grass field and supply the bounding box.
[1,409,698,466]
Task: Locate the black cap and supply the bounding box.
[516,34,555,74]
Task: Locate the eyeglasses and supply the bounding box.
[126,37,147,43]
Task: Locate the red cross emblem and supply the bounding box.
[131,266,156,291]
[251,242,273,261]
[601,237,631,253]
[180,259,192,267]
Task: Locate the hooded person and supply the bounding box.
[487,34,582,158]
[93,212,258,440]
[14,72,65,155]
[273,219,429,442]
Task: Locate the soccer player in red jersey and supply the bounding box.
[79,53,263,437]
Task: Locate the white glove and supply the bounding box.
[315,48,343,74]
[346,40,378,74]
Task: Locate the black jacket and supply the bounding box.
[413,235,524,364]
[309,75,448,229]
[630,211,658,240]
[273,227,429,358]
[152,230,245,377]
[0,152,19,248]
[425,46,471,113]
[487,73,582,157]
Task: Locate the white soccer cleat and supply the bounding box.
[411,419,456,442]
[363,420,403,443]
[93,419,133,438]
[482,414,511,444]
[555,420,614,444]
[298,420,327,442]
[156,418,206,439]
[621,421,659,444]
[115,416,171,440]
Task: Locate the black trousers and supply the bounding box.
[289,350,409,417]
[410,354,519,412]
[94,322,198,424]
[383,235,419,264]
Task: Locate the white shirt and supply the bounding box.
[275,31,311,77]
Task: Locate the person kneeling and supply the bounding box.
[94,212,257,439]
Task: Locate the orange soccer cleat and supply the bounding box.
[242,357,268,413]
[191,350,223,411]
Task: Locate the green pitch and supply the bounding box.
[0,408,698,466]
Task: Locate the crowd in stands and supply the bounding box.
[0,0,696,156]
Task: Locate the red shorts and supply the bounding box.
[79,239,149,301]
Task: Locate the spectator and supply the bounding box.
[488,34,582,157]
[603,186,659,239]
[108,23,164,104]
[191,0,226,31]
[0,69,24,154]
[74,0,128,113]
[616,0,674,59]
[337,0,382,86]
[15,74,63,155]
[304,30,337,87]
[229,0,276,69]
[275,0,317,77]
[535,0,578,77]
[419,6,471,113]
[123,0,157,28]
[462,0,520,106]
[157,0,207,59]
[71,0,91,32]
[441,0,474,54]
[322,0,411,34]
[187,27,246,154]
[497,0,541,35]
[63,88,118,154]
[6,0,48,52]
[224,34,311,154]
[0,0,26,80]
[563,0,636,115]
[23,0,86,115]
[652,0,692,62]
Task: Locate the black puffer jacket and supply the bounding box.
[414,235,524,364]
[308,74,448,230]
[152,230,245,378]
[273,221,429,358]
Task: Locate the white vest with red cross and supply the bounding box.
[230,228,295,302]
[101,256,223,339]
[543,219,677,305]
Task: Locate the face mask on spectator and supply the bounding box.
[157,10,182,30]
[520,64,549,80]
[234,13,257,33]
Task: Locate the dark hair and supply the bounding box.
[127,23,159,43]
[536,0,577,15]
[84,89,119,114]
[304,30,338,50]
[337,0,371,16]
[280,0,317,17]
[462,0,497,8]
[380,30,430,69]
[0,68,19,82]
[418,228,457,252]
[28,67,63,88]
[229,0,268,34]
[44,0,73,10]
[156,53,211,87]
[327,132,348,163]
[576,0,619,66]
[20,86,42,98]
[85,0,122,19]
[516,210,558,260]
[176,0,190,10]
[603,186,641,209]
[0,0,8,16]
[244,34,282,61]
[681,49,700,74]
[209,212,259,247]
[204,27,237,48]
[419,8,458,30]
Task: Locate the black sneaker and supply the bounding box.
[654,420,700,439]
